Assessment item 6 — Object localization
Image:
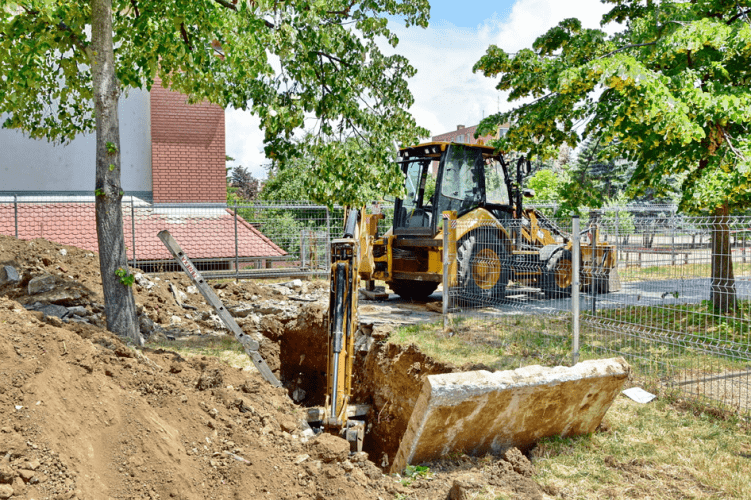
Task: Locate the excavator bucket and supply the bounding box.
[390,358,630,473]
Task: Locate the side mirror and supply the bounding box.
[523,188,535,198]
[525,159,531,175]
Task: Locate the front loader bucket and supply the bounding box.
[605,266,622,293]
[390,358,630,473]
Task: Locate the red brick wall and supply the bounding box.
[150,78,226,203]
[430,124,508,175]
[431,124,498,145]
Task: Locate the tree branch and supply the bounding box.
[327,0,356,17]
[130,0,140,18]
[317,51,350,68]
[720,126,748,162]
[19,6,92,60]
[57,21,92,59]
[212,0,275,27]
[180,23,193,51]
[213,0,237,11]
[599,41,657,60]
[727,8,751,24]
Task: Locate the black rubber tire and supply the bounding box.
[457,230,509,305]
[389,279,439,301]
[542,249,573,299]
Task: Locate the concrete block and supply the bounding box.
[391,357,630,473]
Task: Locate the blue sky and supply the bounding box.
[226,0,612,177]
[428,0,516,28]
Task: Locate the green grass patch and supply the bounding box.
[618,262,751,282]
[594,300,751,347]
[389,313,574,370]
[533,394,751,499]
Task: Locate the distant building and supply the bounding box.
[429,123,510,175]
[0,78,286,268]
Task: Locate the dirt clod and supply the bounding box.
[449,473,484,500]
[503,447,536,477]
[196,367,223,390]
[310,433,351,463]
[0,484,13,499]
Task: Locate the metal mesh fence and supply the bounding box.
[444,214,576,371]
[0,196,346,279]
[444,209,751,415]
[583,211,751,414]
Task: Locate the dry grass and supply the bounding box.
[147,335,256,371]
[532,394,751,499]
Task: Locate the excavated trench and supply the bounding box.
[259,302,456,468]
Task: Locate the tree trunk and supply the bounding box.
[91,0,142,345]
[710,203,737,313]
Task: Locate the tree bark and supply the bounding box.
[710,203,737,313]
[91,0,142,345]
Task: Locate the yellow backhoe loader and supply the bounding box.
[359,141,620,303]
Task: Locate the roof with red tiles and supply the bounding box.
[0,204,286,261]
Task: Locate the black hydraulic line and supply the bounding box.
[332,263,346,353]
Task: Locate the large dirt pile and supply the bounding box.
[0,235,547,499]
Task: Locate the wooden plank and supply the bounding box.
[157,230,282,387]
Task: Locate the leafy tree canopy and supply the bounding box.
[259,136,386,207]
[527,168,566,203]
[474,0,751,215]
[0,0,429,206]
[227,165,261,202]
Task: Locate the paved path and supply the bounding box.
[358,276,751,324]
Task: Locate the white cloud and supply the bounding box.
[225,108,268,179]
[387,0,611,136]
[224,0,611,177]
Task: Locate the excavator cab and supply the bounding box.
[393,143,507,237]
[393,157,434,236]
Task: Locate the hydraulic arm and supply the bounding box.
[324,210,365,450]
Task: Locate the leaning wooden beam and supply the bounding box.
[157,230,281,387]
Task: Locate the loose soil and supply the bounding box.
[0,235,546,499]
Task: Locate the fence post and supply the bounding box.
[13,194,18,238]
[591,219,597,315]
[572,214,581,365]
[130,197,136,269]
[442,211,456,333]
[234,202,239,281]
[300,230,307,270]
[615,208,620,262]
[671,214,676,266]
[325,207,332,269]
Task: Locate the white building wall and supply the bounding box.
[0,88,152,193]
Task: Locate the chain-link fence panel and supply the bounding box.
[0,196,343,279]
[581,212,751,413]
